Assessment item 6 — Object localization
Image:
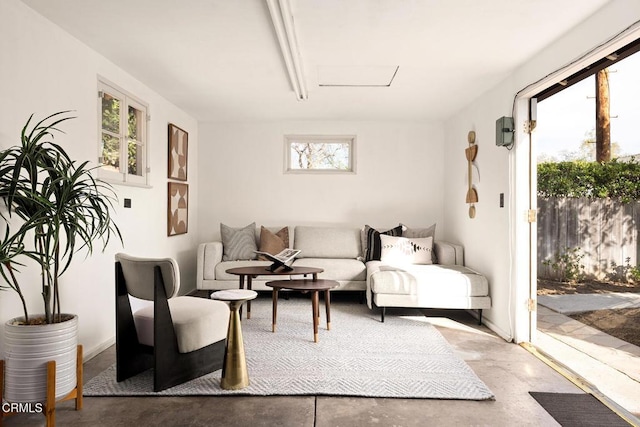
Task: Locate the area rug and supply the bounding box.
[529,392,630,427]
[85,297,494,400]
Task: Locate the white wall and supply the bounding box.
[442,0,640,341]
[198,121,444,241]
[0,0,200,359]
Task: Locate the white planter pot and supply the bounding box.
[4,314,78,403]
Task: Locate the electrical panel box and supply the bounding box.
[496,116,514,146]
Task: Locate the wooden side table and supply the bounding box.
[266,279,339,343]
[211,289,257,390]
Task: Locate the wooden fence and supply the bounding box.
[537,197,640,280]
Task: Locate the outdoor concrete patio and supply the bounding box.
[537,293,640,416]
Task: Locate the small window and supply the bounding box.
[98,79,149,186]
[284,135,356,174]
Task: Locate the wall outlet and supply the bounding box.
[124,198,132,208]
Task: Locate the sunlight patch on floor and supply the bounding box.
[399,315,494,337]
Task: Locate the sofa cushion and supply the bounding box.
[293,258,366,281]
[380,235,433,265]
[133,296,229,353]
[294,226,361,259]
[221,222,258,261]
[364,224,403,262]
[369,269,416,295]
[257,226,289,260]
[369,264,489,297]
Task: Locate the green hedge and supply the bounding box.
[537,160,640,202]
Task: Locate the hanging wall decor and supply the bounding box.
[465,131,478,218]
[168,123,188,181]
[167,182,188,236]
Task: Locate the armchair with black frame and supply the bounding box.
[115,253,229,392]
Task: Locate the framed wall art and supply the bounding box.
[167,182,188,236]
[168,123,188,181]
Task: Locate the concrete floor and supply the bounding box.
[2,302,594,427]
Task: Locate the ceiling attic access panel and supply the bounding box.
[317,66,399,87]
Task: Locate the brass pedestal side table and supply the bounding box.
[211,289,257,390]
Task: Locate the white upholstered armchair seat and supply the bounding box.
[132,296,229,353]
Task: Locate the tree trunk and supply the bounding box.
[595,69,611,162]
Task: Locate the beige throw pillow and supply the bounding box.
[257,226,289,260]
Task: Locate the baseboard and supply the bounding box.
[481,316,513,342]
[83,336,115,362]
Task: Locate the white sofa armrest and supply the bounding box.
[197,241,224,289]
[434,241,464,266]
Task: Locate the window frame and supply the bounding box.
[97,78,150,187]
[283,134,357,174]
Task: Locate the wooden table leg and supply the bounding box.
[325,289,331,330]
[246,276,253,319]
[238,275,245,319]
[272,289,278,332]
[312,290,319,343]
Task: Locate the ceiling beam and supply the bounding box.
[266,0,308,101]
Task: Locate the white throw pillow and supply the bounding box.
[380,235,433,265]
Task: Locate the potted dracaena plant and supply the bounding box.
[0,111,121,403]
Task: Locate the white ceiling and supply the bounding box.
[21,0,611,122]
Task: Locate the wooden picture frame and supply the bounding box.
[167,182,188,236]
[168,123,188,181]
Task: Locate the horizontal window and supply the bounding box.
[284,135,356,174]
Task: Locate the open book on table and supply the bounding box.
[254,249,301,271]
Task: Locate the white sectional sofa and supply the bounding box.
[196,224,491,323]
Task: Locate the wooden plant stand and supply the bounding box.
[0,344,83,427]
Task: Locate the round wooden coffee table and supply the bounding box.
[225,266,323,319]
[266,279,339,343]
